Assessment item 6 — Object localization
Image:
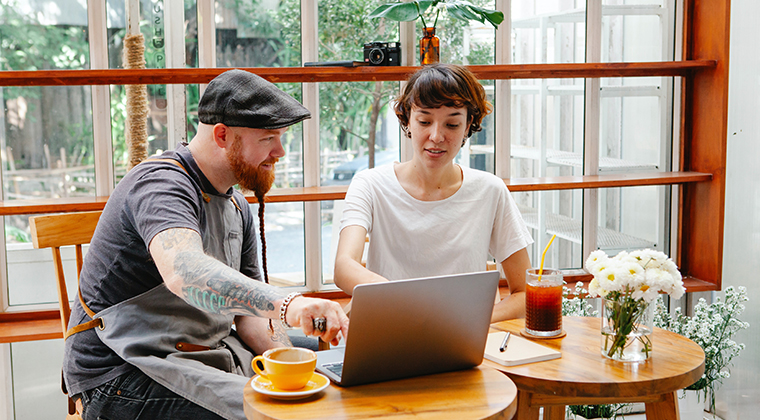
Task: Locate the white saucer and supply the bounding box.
[251,372,330,400]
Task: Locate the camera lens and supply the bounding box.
[369,48,385,65]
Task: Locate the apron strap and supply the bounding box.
[64,285,104,339]
[66,157,242,339]
[65,318,103,340]
[150,158,210,203]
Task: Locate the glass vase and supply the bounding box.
[419,27,440,65]
[600,297,654,362]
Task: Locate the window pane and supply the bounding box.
[512,1,586,65]
[6,225,84,306]
[0,2,97,306]
[106,0,185,181]
[601,0,674,63]
[422,0,497,65]
[600,77,669,172]
[516,189,584,269]
[217,0,299,67]
[510,77,585,269]
[321,199,347,285]
[511,78,585,178]
[256,201,307,287]
[318,0,396,63]
[598,185,665,254]
[11,340,69,418]
[464,80,495,174]
[596,76,672,256]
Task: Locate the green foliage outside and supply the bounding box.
[0,0,93,175]
[275,0,399,157]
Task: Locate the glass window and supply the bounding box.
[600,78,669,171]
[10,340,69,417]
[0,1,96,307]
[512,0,586,65]
[417,0,497,65]
[598,185,666,254]
[256,201,307,287]
[515,189,584,269]
[600,0,673,63]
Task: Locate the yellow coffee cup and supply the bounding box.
[252,347,317,391]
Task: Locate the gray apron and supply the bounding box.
[80,165,255,419]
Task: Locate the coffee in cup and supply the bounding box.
[252,347,317,390]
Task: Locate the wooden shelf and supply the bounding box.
[0,196,111,216]
[0,309,61,344]
[503,171,712,192]
[0,60,716,87]
[0,171,710,215]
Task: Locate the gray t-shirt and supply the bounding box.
[63,144,260,395]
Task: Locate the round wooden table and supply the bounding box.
[485,316,705,420]
[244,366,518,420]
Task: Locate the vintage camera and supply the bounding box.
[363,42,401,66]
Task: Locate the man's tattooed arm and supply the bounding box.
[149,228,285,318]
[235,315,292,352]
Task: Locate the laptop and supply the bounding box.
[316,271,500,387]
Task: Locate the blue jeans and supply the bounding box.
[77,369,225,420]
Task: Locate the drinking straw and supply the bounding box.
[537,234,557,281]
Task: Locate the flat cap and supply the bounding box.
[198,69,311,129]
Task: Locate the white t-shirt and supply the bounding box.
[340,164,533,280]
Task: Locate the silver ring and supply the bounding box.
[313,317,327,333]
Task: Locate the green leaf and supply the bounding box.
[445,4,483,24]
[471,5,504,27]
[367,3,396,19]
[368,2,429,22]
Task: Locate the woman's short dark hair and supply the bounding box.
[394,63,492,138]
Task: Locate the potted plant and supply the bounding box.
[368,0,504,64]
[654,286,749,417]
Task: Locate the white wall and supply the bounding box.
[717,0,760,418]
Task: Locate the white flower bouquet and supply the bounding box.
[585,249,685,360]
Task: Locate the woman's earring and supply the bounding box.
[461,138,467,147]
[407,131,412,138]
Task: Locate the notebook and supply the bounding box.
[316,271,500,387]
[483,331,562,366]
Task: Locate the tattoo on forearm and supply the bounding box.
[183,286,228,313]
[174,249,281,317]
[269,325,291,345]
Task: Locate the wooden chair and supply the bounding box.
[30,211,102,420]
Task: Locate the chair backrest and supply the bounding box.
[29,211,102,337]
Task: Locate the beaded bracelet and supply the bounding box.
[280,292,303,328]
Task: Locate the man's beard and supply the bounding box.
[227,133,277,197]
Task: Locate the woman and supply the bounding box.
[334,63,533,322]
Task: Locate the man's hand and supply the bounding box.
[284,297,349,346]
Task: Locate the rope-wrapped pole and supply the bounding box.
[123,33,149,170]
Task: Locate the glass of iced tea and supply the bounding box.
[525,268,564,337]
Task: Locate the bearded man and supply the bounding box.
[63,69,349,420]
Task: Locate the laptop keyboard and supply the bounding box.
[323,362,344,377]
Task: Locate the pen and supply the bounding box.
[499,332,511,352]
